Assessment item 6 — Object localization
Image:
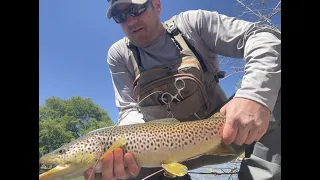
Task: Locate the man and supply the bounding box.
[84,0,281,179]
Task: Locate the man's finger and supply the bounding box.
[124,152,140,177]
[255,127,268,142]
[102,151,114,180]
[222,116,238,145]
[244,129,258,145]
[83,167,95,180]
[233,121,251,145]
[113,148,126,178]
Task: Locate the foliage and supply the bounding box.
[39,96,114,158]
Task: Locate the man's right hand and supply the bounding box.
[83,148,141,180]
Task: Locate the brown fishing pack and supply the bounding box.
[125,17,226,122]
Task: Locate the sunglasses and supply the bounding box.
[111,0,150,24]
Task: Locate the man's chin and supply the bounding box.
[129,38,150,48]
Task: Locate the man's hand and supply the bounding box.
[220,97,271,146]
[83,148,140,180]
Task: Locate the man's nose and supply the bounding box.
[126,15,138,26]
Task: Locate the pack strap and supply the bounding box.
[163,18,193,53]
[126,16,214,77]
[125,37,141,79]
[163,17,208,72]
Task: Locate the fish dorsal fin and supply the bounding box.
[147,118,180,124]
[87,126,115,135]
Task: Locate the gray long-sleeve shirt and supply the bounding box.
[107,10,281,125]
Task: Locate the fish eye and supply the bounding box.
[58,149,66,154]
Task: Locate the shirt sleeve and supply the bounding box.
[107,42,145,125]
[176,10,281,112]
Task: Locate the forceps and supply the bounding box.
[160,78,186,105]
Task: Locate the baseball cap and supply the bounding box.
[106,0,148,19]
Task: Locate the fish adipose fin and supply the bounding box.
[204,143,237,156]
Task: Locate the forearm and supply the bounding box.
[178,10,281,112]
[108,44,146,126]
[113,84,145,126]
[118,106,145,126]
[235,28,281,112]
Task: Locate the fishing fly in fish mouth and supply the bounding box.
[39,111,241,180]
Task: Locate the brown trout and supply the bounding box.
[39,112,239,180]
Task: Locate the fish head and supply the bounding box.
[39,135,103,180]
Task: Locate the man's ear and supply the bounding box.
[152,0,162,13]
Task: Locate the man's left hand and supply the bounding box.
[220,97,271,146]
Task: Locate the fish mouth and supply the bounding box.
[39,153,98,179]
[39,164,72,180]
[39,156,71,180]
[39,155,64,166]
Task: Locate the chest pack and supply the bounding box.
[125,17,226,122]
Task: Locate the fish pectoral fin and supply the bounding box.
[205,143,237,156]
[100,136,126,161]
[161,162,188,177]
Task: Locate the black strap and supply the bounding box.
[134,46,142,68]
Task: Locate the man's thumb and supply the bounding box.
[220,104,227,115]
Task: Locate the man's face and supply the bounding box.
[115,1,161,48]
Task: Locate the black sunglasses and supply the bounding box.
[111,1,150,24]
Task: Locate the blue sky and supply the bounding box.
[39,0,281,123]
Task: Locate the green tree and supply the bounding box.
[39,96,114,158]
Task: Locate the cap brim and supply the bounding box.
[106,0,148,19]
